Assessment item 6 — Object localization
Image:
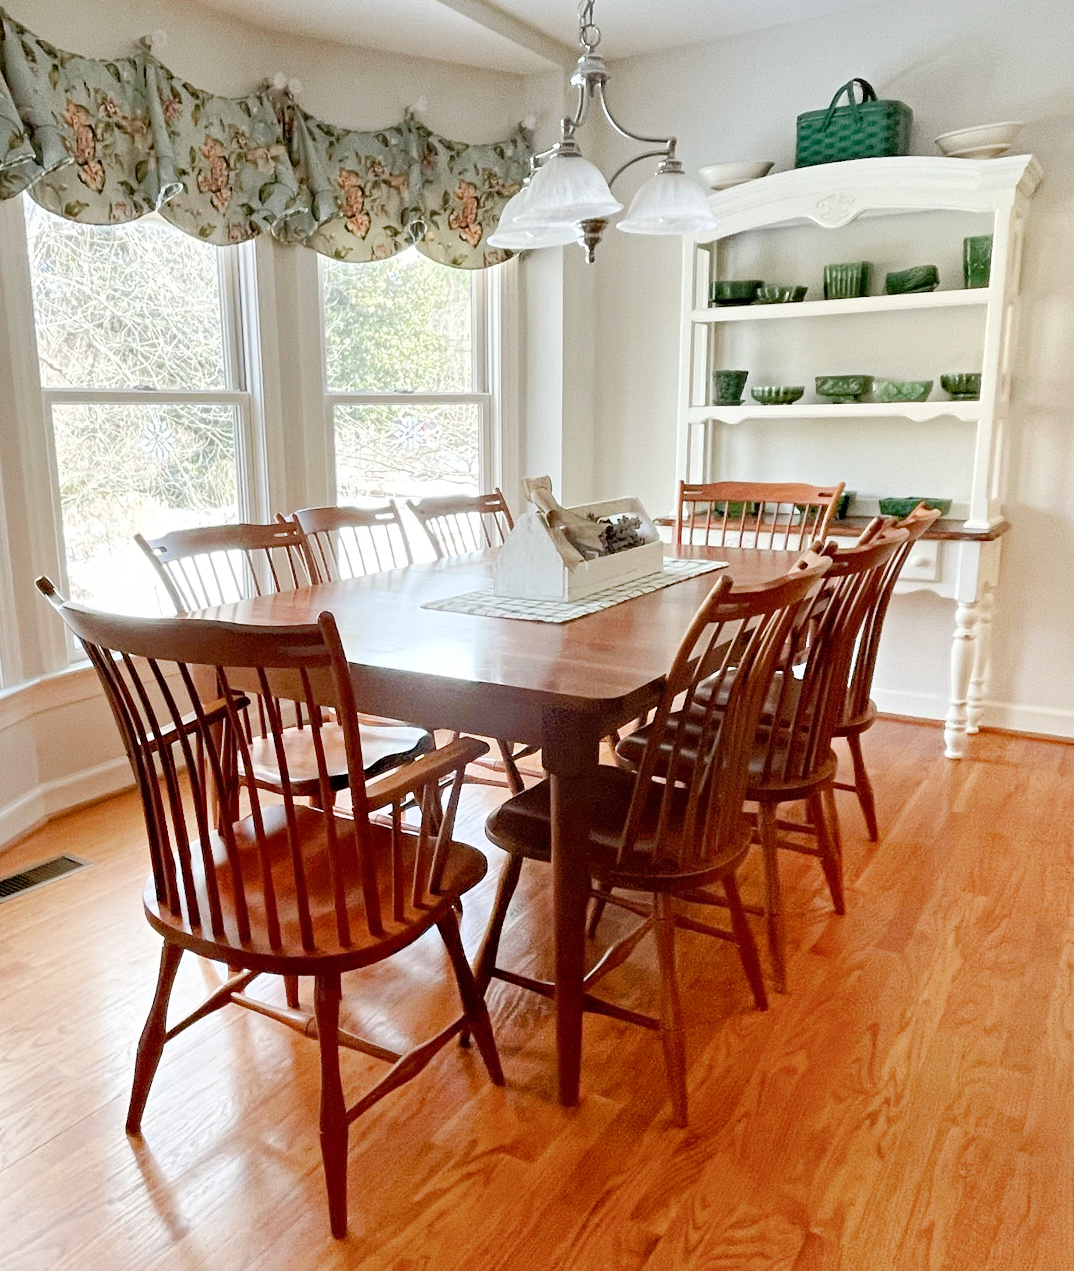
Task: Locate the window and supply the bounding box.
[321,247,496,512]
[24,201,257,619]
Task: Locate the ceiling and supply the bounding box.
[194,0,867,75]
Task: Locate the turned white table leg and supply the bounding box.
[945,601,980,759]
[966,588,995,735]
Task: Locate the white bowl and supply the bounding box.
[698,160,774,190]
[934,121,1024,158]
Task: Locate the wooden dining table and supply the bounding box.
[195,542,800,1105]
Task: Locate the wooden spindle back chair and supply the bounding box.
[676,480,845,550]
[407,488,514,558]
[481,557,831,1124]
[136,520,433,797]
[34,576,501,1239]
[135,521,318,612]
[290,502,413,580]
[836,504,941,838]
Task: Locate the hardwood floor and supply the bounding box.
[2,722,1073,1269]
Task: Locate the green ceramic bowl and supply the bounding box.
[875,379,934,403]
[823,261,871,300]
[815,374,874,403]
[798,491,855,519]
[878,497,953,518]
[941,372,982,400]
[885,264,940,294]
[751,385,804,406]
[754,284,808,304]
[709,279,763,305]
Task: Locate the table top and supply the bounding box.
[194,545,799,743]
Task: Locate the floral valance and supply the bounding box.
[0,9,531,267]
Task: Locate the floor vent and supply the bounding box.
[0,854,91,903]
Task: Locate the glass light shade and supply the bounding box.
[617,169,718,235]
[488,186,581,249]
[513,152,622,226]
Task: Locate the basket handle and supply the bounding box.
[819,78,878,132]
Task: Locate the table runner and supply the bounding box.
[420,556,728,623]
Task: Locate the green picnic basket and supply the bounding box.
[795,78,912,168]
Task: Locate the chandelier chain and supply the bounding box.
[578,1,601,52]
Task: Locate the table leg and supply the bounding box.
[543,710,601,1107]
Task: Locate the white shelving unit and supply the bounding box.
[676,155,1042,757]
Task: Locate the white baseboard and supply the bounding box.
[0,756,132,855]
[874,689,1074,740]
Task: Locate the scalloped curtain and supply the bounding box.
[0,10,531,268]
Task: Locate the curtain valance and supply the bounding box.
[0,10,531,267]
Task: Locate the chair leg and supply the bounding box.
[652,893,688,1128]
[313,972,349,1240]
[438,911,504,1086]
[460,853,522,1049]
[846,732,879,841]
[496,739,526,795]
[285,975,301,1009]
[586,888,612,939]
[473,854,523,995]
[810,786,846,916]
[723,871,768,1012]
[127,941,183,1135]
[758,803,787,993]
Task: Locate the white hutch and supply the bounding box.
[677,155,1042,757]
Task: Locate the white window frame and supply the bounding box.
[319,252,503,503]
[23,204,265,660]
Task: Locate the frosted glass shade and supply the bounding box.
[617,170,718,235]
[488,186,580,249]
[513,152,622,226]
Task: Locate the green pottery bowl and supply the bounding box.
[709,279,763,305]
[754,284,809,304]
[885,264,940,294]
[798,491,855,519]
[941,372,981,400]
[711,501,759,517]
[823,261,871,300]
[875,379,934,403]
[878,497,953,518]
[815,374,874,403]
[750,385,805,406]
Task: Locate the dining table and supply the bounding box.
[195,542,801,1105]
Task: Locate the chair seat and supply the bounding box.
[485,767,751,892]
[144,803,487,972]
[246,721,433,792]
[835,698,878,738]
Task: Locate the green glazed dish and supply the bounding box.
[823,261,871,299]
[754,284,809,304]
[940,372,981,400]
[709,279,763,305]
[885,264,940,294]
[815,374,874,403]
[878,497,952,518]
[875,379,933,402]
[751,385,805,405]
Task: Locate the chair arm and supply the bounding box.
[363,736,490,810]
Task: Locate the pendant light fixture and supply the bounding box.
[490,0,718,262]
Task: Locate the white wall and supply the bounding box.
[0,0,540,850]
[589,0,1074,736]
